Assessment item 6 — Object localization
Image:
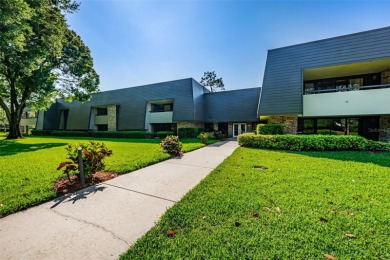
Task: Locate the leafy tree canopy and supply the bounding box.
[200,71,224,92]
[0,0,99,139]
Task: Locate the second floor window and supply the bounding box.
[96,108,108,116]
[151,103,173,112]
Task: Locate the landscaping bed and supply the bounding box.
[121,147,390,259]
[53,172,118,195]
[0,136,216,217]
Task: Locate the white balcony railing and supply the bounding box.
[94,115,108,124]
[148,111,173,123]
[304,83,390,95]
[20,118,37,126]
[303,86,390,117]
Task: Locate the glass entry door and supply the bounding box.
[233,123,246,137]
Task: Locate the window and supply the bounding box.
[151,123,177,132]
[151,103,173,112]
[303,72,381,94]
[97,124,108,131]
[96,108,107,116]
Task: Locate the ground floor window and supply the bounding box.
[204,123,214,132]
[151,123,177,133]
[218,123,228,137]
[297,116,379,140]
[97,124,108,131]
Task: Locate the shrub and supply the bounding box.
[32,130,156,138]
[31,130,52,136]
[157,131,174,138]
[160,135,183,156]
[256,124,284,135]
[366,140,390,151]
[89,131,155,139]
[317,129,338,135]
[198,132,209,145]
[213,131,225,140]
[178,128,204,138]
[57,141,113,181]
[238,133,372,151]
[51,130,88,137]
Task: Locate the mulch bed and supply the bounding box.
[53,172,118,195]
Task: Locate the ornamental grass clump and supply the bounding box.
[160,135,183,156]
[57,141,113,181]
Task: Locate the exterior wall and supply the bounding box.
[107,105,117,131]
[382,68,390,84]
[379,115,390,141]
[192,79,209,122]
[36,111,44,130]
[44,78,197,130]
[259,27,390,115]
[204,88,261,123]
[228,123,233,136]
[269,115,298,134]
[177,121,204,129]
[303,88,390,117]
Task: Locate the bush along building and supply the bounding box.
[258,26,390,141]
[36,78,261,137]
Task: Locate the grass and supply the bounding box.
[0,135,217,217]
[122,147,390,259]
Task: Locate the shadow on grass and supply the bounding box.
[0,141,67,156]
[244,147,390,168]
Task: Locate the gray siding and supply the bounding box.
[259,26,390,115]
[192,79,209,122]
[204,88,261,123]
[43,103,61,130]
[44,78,197,130]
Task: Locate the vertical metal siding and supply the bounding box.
[45,78,196,130]
[192,79,208,122]
[259,27,390,115]
[205,88,261,122]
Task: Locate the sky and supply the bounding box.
[66,0,390,92]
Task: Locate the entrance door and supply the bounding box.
[233,123,246,137]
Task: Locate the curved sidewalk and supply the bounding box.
[0,140,238,260]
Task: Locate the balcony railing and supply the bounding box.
[304,83,390,95]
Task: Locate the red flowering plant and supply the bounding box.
[57,141,113,182]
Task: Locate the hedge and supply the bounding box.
[156,131,174,138]
[256,124,284,135]
[238,133,389,151]
[178,127,204,138]
[31,130,156,138]
[30,130,52,136]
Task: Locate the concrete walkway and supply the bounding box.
[0,141,238,260]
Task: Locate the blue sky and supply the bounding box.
[67,0,390,91]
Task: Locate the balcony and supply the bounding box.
[20,118,37,126]
[303,84,390,117]
[94,115,108,124]
[148,111,173,123]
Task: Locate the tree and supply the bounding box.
[0,0,99,139]
[200,71,224,92]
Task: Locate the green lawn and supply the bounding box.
[122,147,390,259]
[0,135,214,217]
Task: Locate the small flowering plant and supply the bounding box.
[160,135,183,156]
[57,141,113,181]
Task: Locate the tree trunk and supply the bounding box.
[7,111,23,139]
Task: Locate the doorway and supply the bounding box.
[233,123,246,137]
